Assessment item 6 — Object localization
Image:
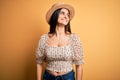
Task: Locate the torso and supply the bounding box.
[46,33,72,76]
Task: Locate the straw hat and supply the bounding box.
[46,2,75,24]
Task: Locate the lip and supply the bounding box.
[61,19,68,22]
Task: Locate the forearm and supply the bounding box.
[37,64,42,80]
[76,65,83,80]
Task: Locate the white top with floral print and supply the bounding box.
[36,33,84,72]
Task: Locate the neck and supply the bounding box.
[55,24,65,37]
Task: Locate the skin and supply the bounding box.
[37,8,83,80]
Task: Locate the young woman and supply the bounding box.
[36,2,84,80]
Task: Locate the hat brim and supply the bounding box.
[46,3,75,24]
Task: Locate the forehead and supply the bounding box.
[60,8,69,13]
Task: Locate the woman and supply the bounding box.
[36,2,84,80]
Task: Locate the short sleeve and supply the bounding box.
[72,34,84,65]
[36,34,46,64]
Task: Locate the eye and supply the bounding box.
[60,11,64,15]
[67,13,70,17]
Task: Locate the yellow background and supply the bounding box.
[0,0,120,80]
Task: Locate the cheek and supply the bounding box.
[57,17,61,22]
[58,14,64,19]
[57,16,62,22]
[67,18,70,22]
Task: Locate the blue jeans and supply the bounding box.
[43,70,75,80]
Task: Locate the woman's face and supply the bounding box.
[57,8,70,25]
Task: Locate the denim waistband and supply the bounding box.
[43,69,75,80]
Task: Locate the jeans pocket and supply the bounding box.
[63,71,75,80]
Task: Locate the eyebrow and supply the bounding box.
[60,10,70,15]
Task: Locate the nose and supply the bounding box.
[64,14,69,20]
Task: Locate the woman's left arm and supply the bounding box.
[76,64,83,80]
[72,34,84,80]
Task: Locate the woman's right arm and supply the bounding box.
[36,34,46,80]
[37,64,42,80]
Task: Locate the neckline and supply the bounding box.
[45,33,73,48]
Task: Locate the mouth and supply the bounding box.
[61,19,68,22]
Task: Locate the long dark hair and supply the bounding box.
[48,8,71,35]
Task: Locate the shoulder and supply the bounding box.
[38,33,48,43]
[71,33,80,39]
[71,33,83,46]
[39,33,48,40]
[41,33,48,38]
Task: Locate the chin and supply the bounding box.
[64,23,69,26]
[62,23,68,26]
[61,22,69,25]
